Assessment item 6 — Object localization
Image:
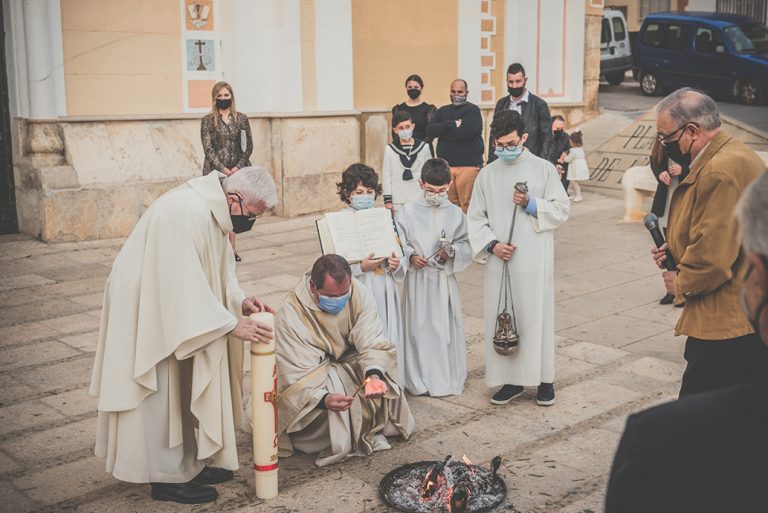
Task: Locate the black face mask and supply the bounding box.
[216,98,232,110]
[663,138,694,168]
[508,86,525,98]
[407,88,421,100]
[228,194,256,234]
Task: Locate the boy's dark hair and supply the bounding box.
[336,163,382,204]
[506,62,526,76]
[392,110,413,128]
[310,254,351,291]
[490,110,526,140]
[569,131,583,146]
[404,74,424,88]
[552,114,565,123]
[420,158,451,186]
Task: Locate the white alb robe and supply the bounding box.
[344,207,407,384]
[396,196,473,396]
[467,150,569,387]
[89,172,247,483]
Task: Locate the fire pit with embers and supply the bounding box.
[379,455,506,513]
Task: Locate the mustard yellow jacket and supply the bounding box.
[668,131,765,340]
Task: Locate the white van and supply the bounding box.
[601,8,632,85]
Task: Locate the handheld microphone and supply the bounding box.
[643,214,677,271]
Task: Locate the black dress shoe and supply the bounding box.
[659,293,675,305]
[490,385,524,405]
[191,466,234,485]
[150,482,217,504]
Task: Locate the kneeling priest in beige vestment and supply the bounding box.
[275,254,415,467]
[89,167,277,504]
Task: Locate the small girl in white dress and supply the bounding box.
[564,130,589,202]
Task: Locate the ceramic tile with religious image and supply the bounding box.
[185,0,214,31]
[186,39,215,72]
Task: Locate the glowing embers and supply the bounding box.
[379,455,506,513]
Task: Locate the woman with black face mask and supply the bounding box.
[201,81,253,261]
[391,74,437,150]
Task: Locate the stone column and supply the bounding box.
[21,0,66,118]
[583,6,602,115]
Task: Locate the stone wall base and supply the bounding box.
[14,103,597,242]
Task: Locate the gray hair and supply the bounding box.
[735,172,768,257]
[222,166,277,209]
[657,87,721,131]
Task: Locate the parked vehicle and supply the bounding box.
[634,11,768,105]
[601,8,633,85]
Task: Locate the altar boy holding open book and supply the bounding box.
[318,164,406,382]
[395,158,472,396]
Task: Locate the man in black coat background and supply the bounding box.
[549,115,570,193]
[604,172,768,513]
[487,62,552,163]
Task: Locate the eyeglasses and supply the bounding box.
[495,140,522,150]
[424,188,449,195]
[657,123,693,147]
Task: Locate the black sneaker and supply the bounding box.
[150,482,218,504]
[536,383,555,406]
[659,293,674,305]
[490,385,524,405]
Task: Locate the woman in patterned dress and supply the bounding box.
[201,81,253,261]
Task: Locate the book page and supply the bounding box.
[315,219,336,255]
[324,211,365,261]
[355,208,403,259]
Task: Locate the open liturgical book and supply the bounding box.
[316,208,403,263]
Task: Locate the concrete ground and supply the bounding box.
[0,180,688,512]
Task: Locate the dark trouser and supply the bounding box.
[560,165,570,193]
[679,332,767,398]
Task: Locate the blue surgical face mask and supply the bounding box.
[397,128,414,140]
[351,194,374,210]
[494,145,524,162]
[318,291,350,314]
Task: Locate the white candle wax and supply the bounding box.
[249,311,278,499]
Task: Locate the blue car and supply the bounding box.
[634,12,768,105]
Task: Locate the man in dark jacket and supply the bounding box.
[427,79,484,213]
[604,172,768,513]
[488,63,552,163]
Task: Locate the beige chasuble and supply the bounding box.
[275,275,415,467]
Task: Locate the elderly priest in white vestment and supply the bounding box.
[468,110,570,408]
[275,254,415,467]
[89,167,277,504]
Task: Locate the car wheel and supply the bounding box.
[606,71,625,85]
[640,71,660,96]
[738,79,762,105]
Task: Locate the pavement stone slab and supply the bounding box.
[59,331,99,353]
[0,323,60,347]
[1,417,95,463]
[558,341,629,366]
[0,401,65,437]
[0,481,39,513]
[40,387,98,417]
[39,313,102,335]
[20,356,94,394]
[0,340,81,372]
[13,456,115,505]
[558,314,670,349]
[620,356,686,384]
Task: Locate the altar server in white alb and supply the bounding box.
[396,158,473,396]
[89,167,277,505]
[468,110,569,407]
[336,164,405,381]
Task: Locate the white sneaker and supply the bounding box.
[573,196,583,202]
